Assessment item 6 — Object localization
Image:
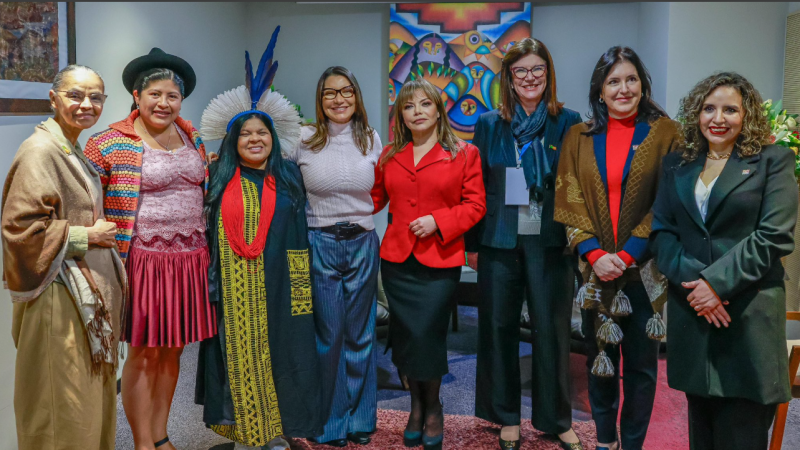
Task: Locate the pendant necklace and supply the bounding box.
[137,118,175,152]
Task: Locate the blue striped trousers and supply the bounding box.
[308,229,379,442]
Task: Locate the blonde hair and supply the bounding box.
[381,78,463,167]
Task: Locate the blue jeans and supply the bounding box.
[309,228,379,442]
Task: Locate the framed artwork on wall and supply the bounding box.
[389,2,531,142]
[0,2,76,115]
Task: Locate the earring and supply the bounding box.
[599,97,604,104]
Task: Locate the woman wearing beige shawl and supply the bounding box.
[2,65,126,450]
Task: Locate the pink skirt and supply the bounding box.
[123,233,217,347]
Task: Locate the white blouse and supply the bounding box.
[695,176,719,222]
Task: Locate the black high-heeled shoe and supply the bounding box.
[422,432,443,450]
[421,405,444,450]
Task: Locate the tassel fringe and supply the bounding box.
[646,312,667,340]
[591,350,615,377]
[575,280,601,309]
[610,290,632,316]
[597,316,624,345]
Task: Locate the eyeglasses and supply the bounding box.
[321,85,355,100]
[55,90,108,106]
[511,65,546,80]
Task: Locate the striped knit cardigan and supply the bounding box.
[83,110,209,262]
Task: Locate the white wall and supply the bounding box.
[637,2,670,110]
[532,3,641,120]
[665,2,789,116]
[0,3,247,448]
[0,2,797,448]
[245,2,388,140]
[244,2,391,237]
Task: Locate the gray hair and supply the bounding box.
[50,65,104,113]
[51,64,104,91]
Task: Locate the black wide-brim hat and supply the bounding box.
[122,47,197,98]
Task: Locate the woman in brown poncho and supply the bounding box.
[553,47,680,450]
[2,65,125,450]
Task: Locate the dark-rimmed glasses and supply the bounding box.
[55,90,108,106]
[322,85,355,100]
[511,65,546,80]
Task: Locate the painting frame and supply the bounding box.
[389,2,532,142]
[0,2,76,116]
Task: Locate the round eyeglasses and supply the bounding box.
[511,66,546,80]
[322,85,355,100]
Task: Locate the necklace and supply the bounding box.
[137,118,175,152]
[707,151,731,160]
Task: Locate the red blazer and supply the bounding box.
[372,141,486,268]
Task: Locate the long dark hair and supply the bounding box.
[303,66,374,155]
[585,46,667,135]
[205,113,304,224]
[130,68,185,112]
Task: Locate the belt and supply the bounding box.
[310,222,368,240]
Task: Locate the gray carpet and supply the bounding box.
[115,306,800,449]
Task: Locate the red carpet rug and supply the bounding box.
[569,354,688,450]
[287,356,688,450]
[289,410,599,449]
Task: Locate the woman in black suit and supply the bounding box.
[650,71,798,450]
[468,37,583,450]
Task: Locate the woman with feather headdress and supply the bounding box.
[194,27,323,450]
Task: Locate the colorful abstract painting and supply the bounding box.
[389,3,531,141]
[0,2,61,83]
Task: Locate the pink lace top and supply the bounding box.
[132,125,206,251]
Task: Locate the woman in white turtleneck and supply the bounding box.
[286,66,382,448]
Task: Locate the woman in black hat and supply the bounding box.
[84,48,216,450]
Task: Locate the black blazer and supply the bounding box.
[466,108,582,250]
[649,146,798,404]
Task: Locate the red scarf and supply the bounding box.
[221,166,276,259]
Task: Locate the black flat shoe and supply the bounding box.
[318,438,347,447]
[498,436,521,449]
[347,432,371,445]
[555,436,585,450]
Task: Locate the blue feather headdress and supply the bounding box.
[201,26,301,153]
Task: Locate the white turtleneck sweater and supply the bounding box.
[287,121,382,230]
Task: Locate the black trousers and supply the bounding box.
[475,235,575,434]
[381,255,461,381]
[581,281,659,450]
[687,394,777,450]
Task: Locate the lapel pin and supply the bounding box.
[742,169,750,175]
[632,145,639,151]
[549,144,557,150]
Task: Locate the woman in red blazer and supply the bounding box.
[372,78,485,450]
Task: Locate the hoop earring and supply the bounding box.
[599,97,604,104]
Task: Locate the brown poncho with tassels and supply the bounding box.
[553,117,681,376]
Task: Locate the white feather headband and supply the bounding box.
[200,26,300,155]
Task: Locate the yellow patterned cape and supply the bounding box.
[211,176,283,446]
